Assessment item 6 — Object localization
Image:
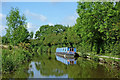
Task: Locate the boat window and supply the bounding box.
[69,48,74,51]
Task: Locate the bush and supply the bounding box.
[50,45,56,53]
[48,47,51,54]
[42,46,48,53]
[32,46,38,55]
[92,56,99,62]
[81,53,88,58]
[2,48,32,73]
[112,42,120,55]
[8,45,13,50]
[37,47,42,55]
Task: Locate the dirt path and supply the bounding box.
[0,45,8,48]
[0,45,18,49]
[78,52,120,60]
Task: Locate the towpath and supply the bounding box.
[78,52,120,60]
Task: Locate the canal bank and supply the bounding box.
[78,52,120,69]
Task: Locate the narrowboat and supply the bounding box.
[55,47,77,65]
[56,47,76,57]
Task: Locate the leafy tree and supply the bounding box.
[75,2,120,54]
[6,8,29,45]
[29,32,34,39]
[67,27,80,47]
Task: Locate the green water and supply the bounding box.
[2,55,120,78]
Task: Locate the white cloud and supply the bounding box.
[0,13,7,36]
[27,22,33,29]
[1,25,7,31]
[0,13,6,24]
[48,23,54,26]
[61,12,78,26]
[27,22,36,32]
[61,15,77,26]
[0,13,6,18]
[24,10,47,22]
[27,22,40,33]
[0,25,7,36]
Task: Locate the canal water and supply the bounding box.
[2,54,120,78]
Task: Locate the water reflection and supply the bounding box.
[56,55,77,65]
[28,56,118,78]
[2,54,120,78]
[28,61,68,78]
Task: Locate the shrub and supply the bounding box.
[112,42,120,55]
[92,56,100,62]
[32,46,38,55]
[42,46,48,53]
[50,45,56,53]
[8,45,13,50]
[2,48,32,73]
[81,53,88,58]
[37,47,42,55]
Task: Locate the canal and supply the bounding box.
[2,54,120,78]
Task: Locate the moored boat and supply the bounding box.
[55,47,76,57]
[55,47,77,65]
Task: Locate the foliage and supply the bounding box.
[33,24,81,55]
[2,48,32,73]
[75,2,120,54]
[29,32,34,39]
[8,45,13,50]
[81,53,88,58]
[2,36,9,44]
[91,56,100,62]
[112,42,120,55]
[6,8,30,45]
[37,47,42,55]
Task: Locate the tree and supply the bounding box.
[35,24,68,46]
[30,32,34,39]
[75,2,120,54]
[6,8,29,45]
[67,27,80,47]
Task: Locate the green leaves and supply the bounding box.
[75,2,120,54]
[6,8,29,45]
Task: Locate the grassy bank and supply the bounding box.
[2,47,32,74]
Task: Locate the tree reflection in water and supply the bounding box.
[2,54,119,78]
[28,55,118,78]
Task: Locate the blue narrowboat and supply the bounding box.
[55,47,77,65]
[56,55,77,65]
[56,47,76,57]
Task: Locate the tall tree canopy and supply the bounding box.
[75,2,120,54]
[6,8,29,45]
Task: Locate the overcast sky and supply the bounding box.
[1,2,78,36]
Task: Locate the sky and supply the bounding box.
[1,2,78,37]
